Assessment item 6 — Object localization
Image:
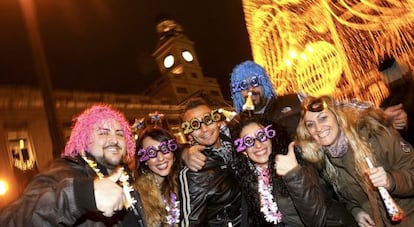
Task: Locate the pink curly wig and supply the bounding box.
[63,104,135,161]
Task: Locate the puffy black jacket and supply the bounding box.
[179,138,243,227]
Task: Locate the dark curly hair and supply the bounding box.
[229,113,304,226]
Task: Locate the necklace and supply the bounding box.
[155,176,180,226]
[163,192,180,226]
[256,166,282,224]
[81,155,137,210]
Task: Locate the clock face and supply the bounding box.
[182,50,194,62]
[163,55,175,68]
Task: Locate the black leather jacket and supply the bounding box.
[179,137,243,227]
[0,156,146,227]
[277,164,326,227]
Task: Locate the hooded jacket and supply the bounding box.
[324,124,414,226]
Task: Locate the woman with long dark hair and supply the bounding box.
[229,114,326,226]
[133,127,182,226]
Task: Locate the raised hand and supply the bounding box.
[275,142,299,176]
[367,166,391,190]
[94,167,125,217]
[182,144,207,171]
[384,104,407,130]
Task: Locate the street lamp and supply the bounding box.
[0,179,8,196]
[0,179,9,211]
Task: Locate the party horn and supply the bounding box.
[243,92,255,111]
[365,157,403,222]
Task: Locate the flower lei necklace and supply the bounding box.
[256,166,282,224]
[163,192,180,226]
[155,177,180,226]
[81,155,137,210]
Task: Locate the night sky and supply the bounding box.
[0,0,252,100]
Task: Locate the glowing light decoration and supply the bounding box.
[293,41,342,96]
[242,0,414,105]
[0,180,8,196]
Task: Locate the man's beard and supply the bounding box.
[96,155,122,170]
[96,145,124,170]
[251,91,267,110]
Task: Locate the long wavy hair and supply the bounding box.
[229,114,294,225]
[134,127,181,226]
[295,95,391,191]
[230,61,276,113]
[63,104,135,161]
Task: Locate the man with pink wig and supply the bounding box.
[0,104,147,227]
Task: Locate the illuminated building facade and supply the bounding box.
[0,18,227,210]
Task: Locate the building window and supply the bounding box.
[170,126,187,145]
[176,87,188,94]
[7,130,37,171]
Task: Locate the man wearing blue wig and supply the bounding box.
[230,60,301,138]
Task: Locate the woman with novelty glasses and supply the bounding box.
[133,127,182,226]
[296,95,414,227]
[229,114,326,226]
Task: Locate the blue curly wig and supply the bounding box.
[230,60,276,113]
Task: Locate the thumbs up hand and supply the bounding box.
[275,142,299,176]
[94,167,125,217]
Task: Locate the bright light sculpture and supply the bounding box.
[242,0,414,105]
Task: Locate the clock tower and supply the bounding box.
[146,17,224,104]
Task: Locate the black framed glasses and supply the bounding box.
[234,125,276,153]
[181,109,221,134]
[231,76,263,94]
[137,139,178,162]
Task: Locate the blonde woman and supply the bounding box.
[296,95,414,227]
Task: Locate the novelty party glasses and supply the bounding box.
[231,76,263,94]
[137,139,178,162]
[181,109,221,134]
[234,124,276,153]
[304,98,328,112]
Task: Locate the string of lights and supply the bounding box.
[242,0,414,105]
